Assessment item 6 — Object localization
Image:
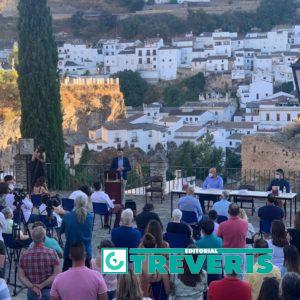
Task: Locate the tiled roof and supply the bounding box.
[175,126,203,133]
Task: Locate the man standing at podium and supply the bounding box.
[110,148,131,204]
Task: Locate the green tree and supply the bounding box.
[18,0,65,186]
[70,11,88,35]
[112,70,148,106]
[163,85,182,107]
[225,148,241,169]
[274,81,294,94]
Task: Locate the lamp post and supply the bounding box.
[291,57,300,102]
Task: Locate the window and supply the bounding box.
[189,117,192,122]
[147,58,150,64]
[148,144,151,150]
[276,113,280,121]
[169,59,172,62]
[138,58,142,64]
[146,50,150,56]
[287,113,291,121]
[138,50,142,56]
[256,93,259,100]
[247,131,250,134]
[147,113,150,116]
[153,57,156,61]
[195,117,198,121]
[266,113,270,121]
[186,117,188,121]
[153,65,156,69]
[153,50,156,55]
[148,131,152,137]
[111,52,114,55]
[229,141,232,146]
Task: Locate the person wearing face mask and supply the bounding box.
[4,175,15,192]
[267,169,290,193]
[203,168,223,190]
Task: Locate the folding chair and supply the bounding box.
[61,198,74,211]
[92,203,112,232]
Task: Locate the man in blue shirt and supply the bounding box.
[267,168,290,193]
[111,209,141,248]
[212,190,231,218]
[203,167,223,189]
[178,187,203,221]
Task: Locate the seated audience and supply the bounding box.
[166,209,192,239]
[281,245,300,277]
[287,211,300,253]
[115,268,151,300]
[18,226,61,299]
[136,203,163,233]
[0,224,6,280]
[91,182,122,228]
[69,185,92,200]
[208,210,219,235]
[208,271,251,300]
[32,177,50,196]
[61,193,93,271]
[196,220,222,249]
[203,168,223,190]
[144,219,169,248]
[257,277,280,300]
[212,191,230,218]
[280,272,300,300]
[4,174,15,192]
[50,241,108,300]
[2,207,29,240]
[29,221,63,258]
[267,220,289,269]
[0,225,10,299]
[178,187,203,222]
[111,209,141,248]
[21,195,33,224]
[239,208,255,246]
[258,194,284,234]
[38,196,63,227]
[91,239,117,300]
[174,247,207,300]
[0,278,10,300]
[0,182,14,210]
[245,238,281,300]
[217,203,247,248]
[267,169,290,193]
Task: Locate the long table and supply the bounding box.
[170,187,298,226]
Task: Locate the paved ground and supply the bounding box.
[9,193,299,299]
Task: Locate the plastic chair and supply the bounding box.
[164,232,190,248]
[217,215,228,224]
[259,219,272,234]
[31,194,42,208]
[92,202,111,232]
[181,210,198,226]
[61,198,74,211]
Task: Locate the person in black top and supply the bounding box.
[287,211,300,254]
[31,144,46,189]
[135,203,162,233]
[267,169,290,193]
[166,209,192,238]
[258,194,284,234]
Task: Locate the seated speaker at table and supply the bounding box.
[203,168,223,190]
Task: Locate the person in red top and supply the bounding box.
[217,203,248,248]
[208,273,252,300]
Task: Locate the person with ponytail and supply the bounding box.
[61,193,93,271]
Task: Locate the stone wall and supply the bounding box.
[242,134,300,172]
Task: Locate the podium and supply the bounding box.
[105,171,122,205]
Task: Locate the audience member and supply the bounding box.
[245,238,281,300]
[0,228,10,299]
[212,191,230,218]
[267,169,290,193]
[69,185,92,200]
[239,208,255,245]
[280,272,300,300]
[136,203,163,233]
[18,226,61,299]
[38,196,63,227]
[91,239,117,300]
[208,272,251,300]
[166,209,192,239]
[267,220,289,268]
[203,168,223,190]
[196,220,222,248]
[182,182,189,192]
[32,177,50,196]
[111,209,141,248]
[257,277,280,300]
[29,222,63,258]
[208,210,219,235]
[281,245,300,277]
[115,268,151,300]
[287,211,300,253]
[144,219,169,248]
[0,182,14,210]
[91,182,122,228]
[4,174,15,192]
[258,194,284,234]
[217,203,247,248]
[50,242,108,300]
[178,187,203,222]
[0,209,6,242]
[174,248,207,300]
[61,193,93,271]
[0,224,6,280]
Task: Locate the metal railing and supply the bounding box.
[43,163,300,195]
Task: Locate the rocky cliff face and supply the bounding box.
[0,77,125,170]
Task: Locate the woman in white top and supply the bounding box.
[239,209,255,247]
[267,220,289,268]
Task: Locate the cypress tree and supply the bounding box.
[17,0,64,186]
